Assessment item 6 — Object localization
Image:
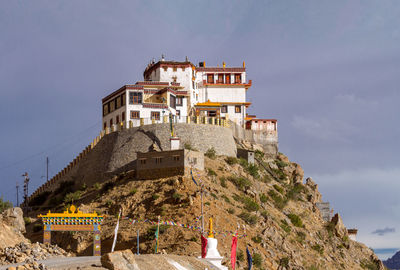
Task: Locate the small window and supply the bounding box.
[116,115,120,124]
[225,74,231,84]
[235,74,242,83]
[110,100,115,112]
[140,159,146,165]
[122,112,125,121]
[192,158,197,165]
[131,111,140,119]
[155,157,162,164]
[103,104,109,116]
[116,96,121,109]
[176,110,180,116]
[173,156,180,161]
[151,111,160,120]
[129,92,143,104]
[110,119,113,127]
[207,74,214,84]
[173,67,177,72]
[235,105,241,113]
[176,97,183,106]
[103,122,106,129]
[163,66,168,71]
[221,105,227,113]
[218,74,223,83]
[181,67,186,71]
[170,95,176,109]
[122,94,126,106]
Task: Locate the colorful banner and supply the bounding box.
[231,236,238,270]
[201,234,207,258]
[246,246,253,270]
[121,216,247,239]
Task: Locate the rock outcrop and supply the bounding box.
[383,250,400,269]
[0,208,27,250]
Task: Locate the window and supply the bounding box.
[139,159,146,165]
[116,96,121,109]
[173,67,177,72]
[225,74,231,84]
[110,119,113,126]
[173,156,180,161]
[235,74,242,83]
[221,105,227,113]
[235,105,241,113]
[131,110,140,119]
[155,157,162,164]
[129,92,143,104]
[207,74,214,83]
[122,112,125,121]
[176,97,183,106]
[110,100,115,112]
[103,104,109,116]
[151,111,160,120]
[172,76,177,83]
[103,122,106,129]
[208,110,217,117]
[181,67,186,71]
[116,115,120,124]
[218,74,223,83]
[192,158,197,165]
[176,110,180,116]
[170,95,176,109]
[163,66,168,71]
[122,94,126,106]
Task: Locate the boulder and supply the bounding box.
[101,249,140,270]
[292,163,304,184]
[330,213,348,238]
[2,208,25,233]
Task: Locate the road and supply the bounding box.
[0,256,103,270]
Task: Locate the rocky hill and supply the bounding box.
[24,148,385,270]
[384,251,400,269]
[0,208,27,250]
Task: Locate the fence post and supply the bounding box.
[129,120,133,128]
[140,118,144,126]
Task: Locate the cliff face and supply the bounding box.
[25,149,384,270]
[0,207,27,250]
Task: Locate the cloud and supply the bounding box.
[372,227,396,236]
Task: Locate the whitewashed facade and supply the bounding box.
[102,57,272,131]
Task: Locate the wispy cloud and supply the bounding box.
[372,227,396,236]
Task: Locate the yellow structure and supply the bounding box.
[208,217,214,238]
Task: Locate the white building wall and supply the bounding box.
[199,87,246,103]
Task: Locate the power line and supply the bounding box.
[0,120,101,172]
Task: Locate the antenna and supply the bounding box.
[22,172,29,205]
[46,157,49,182]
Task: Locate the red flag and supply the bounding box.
[231,236,238,269]
[201,234,208,258]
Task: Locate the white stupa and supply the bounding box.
[204,218,228,270]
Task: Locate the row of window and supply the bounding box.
[220,105,241,113]
[103,94,126,116]
[206,73,242,84]
[163,66,186,72]
[139,155,181,165]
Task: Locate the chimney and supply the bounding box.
[161,54,165,61]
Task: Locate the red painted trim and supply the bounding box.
[196,67,245,72]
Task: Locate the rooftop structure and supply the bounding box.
[102,56,265,131]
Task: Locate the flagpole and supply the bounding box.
[137,229,140,255]
[156,215,160,254]
[111,208,122,253]
[201,184,204,235]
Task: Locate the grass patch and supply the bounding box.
[227,208,235,214]
[311,244,324,255]
[287,183,306,201]
[261,210,268,219]
[280,219,291,233]
[275,159,289,168]
[279,257,289,268]
[205,147,216,159]
[251,235,262,243]
[255,149,264,159]
[360,259,379,270]
[268,190,287,210]
[295,231,306,244]
[237,249,244,262]
[245,163,260,178]
[93,183,101,190]
[24,217,31,225]
[227,176,252,190]
[260,193,268,203]
[287,213,303,227]
[152,194,160,200]
[253,253,262,268]
[220,177,227,188]
[172,192,183,201]
[234,195,260,212]
[225,157,238,165]
[184,143,197,151]
[129,188,137,195]
[273,184,284,194]
[210,193,218,199]
[207,168,217,176]
[64,191,82,204]
[221,195,231,203]
[238,211,258,225]
[205,202,210,206]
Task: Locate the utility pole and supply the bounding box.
[22,172,29,206]
[16,181,19,206]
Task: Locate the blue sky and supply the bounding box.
[1,0,399,258]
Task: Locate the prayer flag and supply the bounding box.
[246,246,253,270]
[154,226,159,253]
[111,209,122,252]
[201,234,208,258]
[191,169,198,185]
[231,236,238,270]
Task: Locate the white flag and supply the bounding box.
[111,209,122,252]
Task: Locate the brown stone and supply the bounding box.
[331,213,348,238]
[101,249,139,270]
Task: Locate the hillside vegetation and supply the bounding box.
[25,150,384,270]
